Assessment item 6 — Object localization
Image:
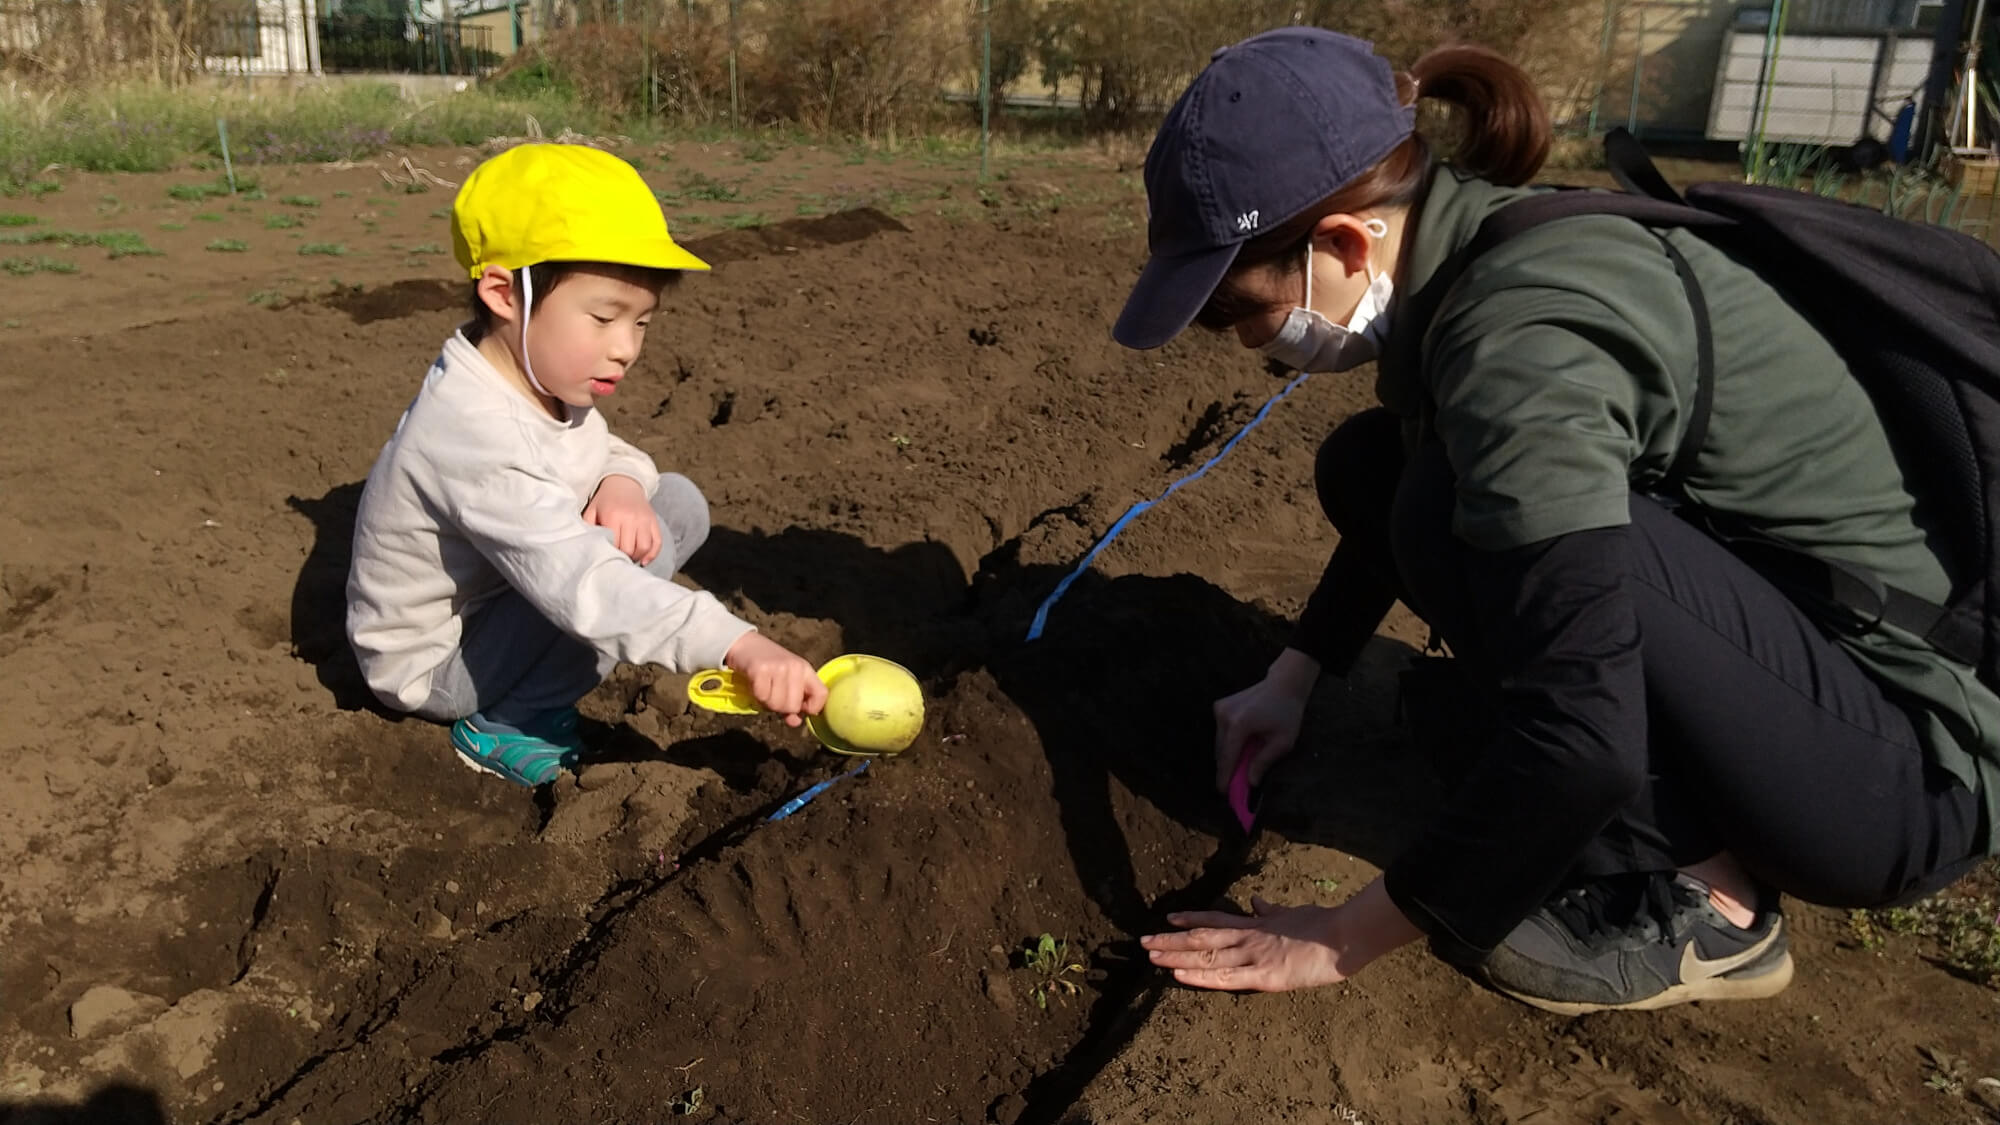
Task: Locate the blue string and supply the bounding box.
[1025,369,1315,642]
[765,759,871,822]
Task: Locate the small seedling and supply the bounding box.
[280,194,321,208]
[1021,933,1085,1010]
[0,214,36,227]
[722,211,768,230]
[1923,1046,1970,1096]
[332,190,351,199]
[206,239,249,253]
[247,290,285,307]
[406,242,443,255]
[193,212,224,223]
[1313,876,1342,893]
[265,213,302,229]
[158,222,186,232]
[888,433,912,449]
[299,242,346,257]
[668,1086,703,1116]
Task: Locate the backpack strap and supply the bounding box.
[1655,236,1715,494]
[1605,127,1688,203]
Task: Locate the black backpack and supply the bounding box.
[1410,129,2000,689]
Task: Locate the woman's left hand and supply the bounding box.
[1140,878,1424,992]
[1141,897,1348,992]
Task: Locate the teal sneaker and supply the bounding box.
[449,708,584,787]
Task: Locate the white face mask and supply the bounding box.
[1258,217,1395,374]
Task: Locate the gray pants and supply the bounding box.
[416,473,713,727]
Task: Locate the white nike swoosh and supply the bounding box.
[1679,918,1783,983]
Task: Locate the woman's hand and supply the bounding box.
[1140,878,1423,992]
[1213,647,1320,791]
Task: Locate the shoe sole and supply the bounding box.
[1496,949,1795,1016]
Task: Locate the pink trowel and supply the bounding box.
[1226,745,1261,834]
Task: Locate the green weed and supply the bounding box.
[299,242,346,256]
[2,180,62,199]
[721,211,769,230]
[205,239,249,252]
[264,213,302,229]
[158,221,186,231]
[193,212,224,223]
[678,171,740,203]
[280,194,320,208]
[0,228,157,257]
[0,213,37,226]
[1849,890,2000,985]
[1,255,77,276]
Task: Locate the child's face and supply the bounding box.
[524,266,661,408]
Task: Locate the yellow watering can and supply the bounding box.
[686,653,925,756]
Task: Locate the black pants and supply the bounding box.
[1320,408,1982,927]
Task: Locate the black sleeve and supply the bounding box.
[1290,544,1401,676]
[1382,524,1649,965]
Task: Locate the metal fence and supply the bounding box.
[1582,0,1953,147]
[314,14,498,75]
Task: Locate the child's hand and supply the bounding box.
[723,633,829,726]
[584,475,662,566]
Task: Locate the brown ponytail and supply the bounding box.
[1410,44,1551,188]
[1191,43,1550,333]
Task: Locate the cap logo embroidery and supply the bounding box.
[1236,210,1260,232]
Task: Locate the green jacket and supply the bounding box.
[1381,165,2000,851]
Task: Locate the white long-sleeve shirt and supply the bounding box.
[346,332,753,712]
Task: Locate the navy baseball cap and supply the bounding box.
[1113,27,1416,350]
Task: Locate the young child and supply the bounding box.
[345,143,825,787]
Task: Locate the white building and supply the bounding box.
[205,0,323,76]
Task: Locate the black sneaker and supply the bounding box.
[1479,872,1793,1015]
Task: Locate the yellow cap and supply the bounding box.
[451,143,709,280]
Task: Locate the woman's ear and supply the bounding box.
[1309,214,1377,280]
[474,265,518,324]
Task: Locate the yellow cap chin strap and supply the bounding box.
[517,266,555,401]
